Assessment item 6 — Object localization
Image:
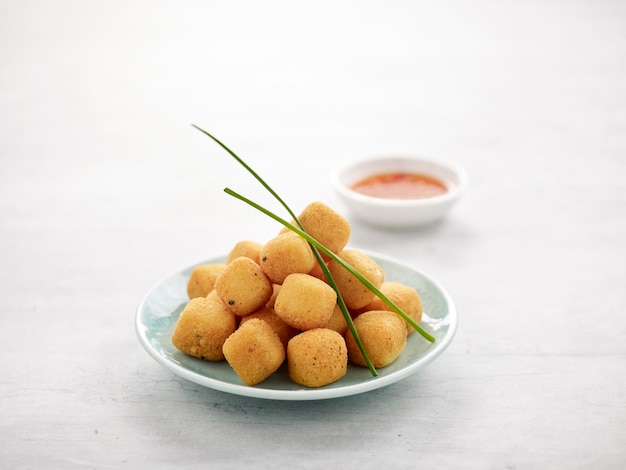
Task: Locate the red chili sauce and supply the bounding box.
[351,172,448,200]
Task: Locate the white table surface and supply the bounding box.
[2,1,625,468]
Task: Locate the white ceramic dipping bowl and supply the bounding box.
[330,156,468,228]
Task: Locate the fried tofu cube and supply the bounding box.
[222,318,285,386]
[186,263,227,299]
[215,256,273,316]
[287,329,348,387]
[260,232,315,284]
[295,201,351,258]
[362,282,423,336]
[345,310,407,368]
[227,240,263,265]
[327,249,385,310]
[171,296,237,361]
[274,273,336,330]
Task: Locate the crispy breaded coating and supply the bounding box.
[227,240,263,265]
[215,256,273,316]
[287,328,348,387]
[274,273,337,330]
[298,201,351,257]
[171,296,237,361]
[345,310,407,368]
[362,282,423,336]
[222,318,285,386]
[260,232,315,284]
[281,201,351,259]
[327,249,385,310]
[186,263,227,299]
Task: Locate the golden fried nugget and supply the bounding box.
[227,240,263,265]
[327,249,385,310]
[222,318,286,386]
[345,310,407,368]
[171,296,237,361]
[362,282,423,336]
[186,263,227,299]
[281,201,351,258]
[287,329,348,387]
[274,273,336,330]
[240,306,299,346]
[323,303,348,335]
[260,232,315,284]
[214,256,273,317]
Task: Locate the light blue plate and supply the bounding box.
[135,251,457,400]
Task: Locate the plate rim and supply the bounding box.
[135,250,457,401]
